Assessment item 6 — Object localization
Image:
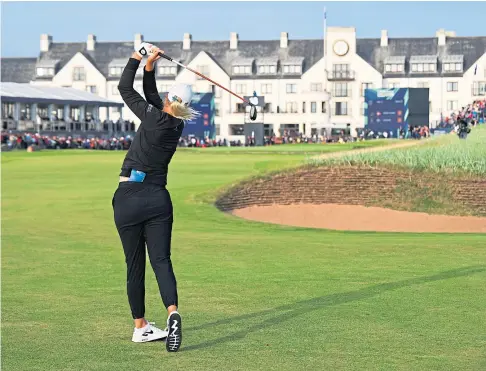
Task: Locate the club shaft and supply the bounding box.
[158,52,250,105]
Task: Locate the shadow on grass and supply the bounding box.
[183,265,485,352]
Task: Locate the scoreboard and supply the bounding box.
[364,88,409,134]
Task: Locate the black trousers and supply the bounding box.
[112,182,178,319]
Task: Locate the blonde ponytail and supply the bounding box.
[169,101,200,121]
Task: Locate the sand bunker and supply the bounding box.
[232,204,486,233]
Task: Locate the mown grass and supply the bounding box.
[2,142,486,371]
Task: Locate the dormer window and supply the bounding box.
[256,57,278,75]
[384,56,405,74]
[109,58,144,77]
[157,59,178,76]
[410,55,437,74]
[282,57,304,75]
[158,66,177,75]
[232,58,253,75]
[35,59,59,77]
[36,67,55,76]
[442,55,463,73]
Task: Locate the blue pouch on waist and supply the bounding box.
[128,169,146,182]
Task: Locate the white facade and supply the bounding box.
[23,28,486,137]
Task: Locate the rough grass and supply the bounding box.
[310,126,486,176]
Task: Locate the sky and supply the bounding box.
[1,1,486,57]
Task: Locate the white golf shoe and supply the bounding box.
[132,321,168,343]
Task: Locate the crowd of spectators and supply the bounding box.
[1,132,133,151]
[3,99,485,151]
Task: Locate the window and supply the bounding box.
[36,67,54,76]
[263,103,272,113]
[215,124,220,136]
[310,83,322,92]
[196,65,209,79]
[215,103,220,116]
[109,66,123,76]
[236,103,245,113]
[361,83,372,96]
[86,85,97,94]
[286,84,297,94]
[261,84,272,94]
[158,66,177,75]
[335,102,348,115]
[73,67,85,81]
[360,102,365,116]
[455,63,462,71]
[444,63,463,72]
[235,84,246,94]
[111,85,120,95]
[334,82,348,97]
[321,102,326,113]
[112,107,121,114]
[429,101,433,113]
[332,64,350,78]
[412,63,436,73]
[283,64,301,74]
[229,124,244,135]
[417,82,429,88]
[472,82,486,96]
[311,102,317,113]
[258,65,276,74]
[447,100,458,111]
[444,63,451,72]
[302,102,306,113]
[286,102,298,113]
[233,65,252,74]
[447,82,458,92]
[385,64,403,73]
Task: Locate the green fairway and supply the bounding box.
[2,148,486,371]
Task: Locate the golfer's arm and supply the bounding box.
[143,62,164,110]
[118,56,151,121]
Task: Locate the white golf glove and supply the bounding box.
[135,42,155,58]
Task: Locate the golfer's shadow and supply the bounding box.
[183,265,485,352]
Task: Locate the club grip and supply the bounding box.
[158,52,173,62]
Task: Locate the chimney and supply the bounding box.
[436,29,446,46]
[280,32,288,48]
[40,34,52,52]
[87,34,96,51]
[230,32,238,50]
[134,33,144,49]
[183,33,191,50]
[380,30,388,47]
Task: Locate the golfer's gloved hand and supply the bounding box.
[135,42,155,58]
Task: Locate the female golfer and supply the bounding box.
[112,43,197,352]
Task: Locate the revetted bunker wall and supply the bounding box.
[215,166,486,217]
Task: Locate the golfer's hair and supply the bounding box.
[169,101,200,121]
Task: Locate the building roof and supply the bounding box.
[1,58,37,83]
[1,35,485,82]
[357,36,486,75]
[0,82,123,106]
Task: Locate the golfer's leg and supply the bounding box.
[117,224,147,320]
[144,215,178,309]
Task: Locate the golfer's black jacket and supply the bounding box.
[118,58,184,180]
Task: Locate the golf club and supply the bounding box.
[157,52,258,121]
